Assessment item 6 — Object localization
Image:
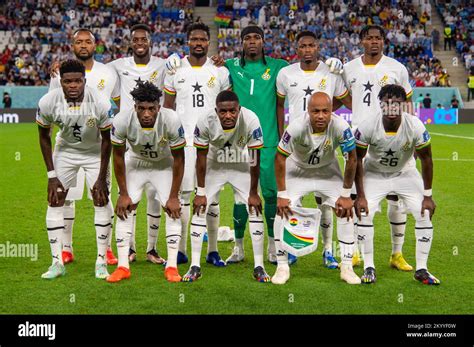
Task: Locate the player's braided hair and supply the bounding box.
[359,25,385,40]
[378,84,407,101]
[130,81,163,103]
[187,22,210,40]
[59,59,85,77]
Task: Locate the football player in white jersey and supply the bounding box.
[272,92,360,285]
[37,60,113,279]
[107,81,186,283]
[342,25,414,270]
[163,23,231,268]
[354,84,439,285]
[49,28,118,266]
[108,24,171,265]
[184,90,270,282]
[276,30,352,270]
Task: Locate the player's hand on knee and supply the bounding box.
[277,197,292,219]
[354,197,369,220]
[116,194,132,220]
[210,54,225,67]
[248,193,263,216]
[92,179,109,207]
[193,195,207,216]
[48,177,66,206]
[325,57,343,74]
[166,196,182,219]
[421,197,436,220]
[335,196,353,221]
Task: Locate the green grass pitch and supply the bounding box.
[0,123,473,314]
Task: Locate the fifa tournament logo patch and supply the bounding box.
[423,130,431,142]
[282,131,291,144]
[207,77,216,88]
[178,126,185,138]
[194,126,200,137]
[379,74,389,87]
[252,127,263,140]
[318,78,327,90]
[261,68,271,80]
[97,79,105,90]
[86,116,97,128]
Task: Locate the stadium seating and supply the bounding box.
[0,0,194,86]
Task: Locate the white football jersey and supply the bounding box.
[111,107,186,163]
[36,86,113,155]
[49,60,118,99]
[276,62,349,123]
[108,56,166,112]
[164,57,230,144]
[194,106,263,162]
[277,113,355,169]
[355,112,431,173]
[343,55,413,128]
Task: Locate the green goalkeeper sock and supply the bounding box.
[233,203,248,242]
[264,202,276,238]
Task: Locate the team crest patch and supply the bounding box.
[97,79,105,90]
[289,218,298,226]
[379,74,389,87]
[238,136,245,146]
[149,71,158,83]
[261,68,271,80]
[318,78,327,90]
[401,141,411,151]
[323,139,332,150]
[207,77,216,88]
[86,117,97,128]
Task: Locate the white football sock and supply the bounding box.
[179,191,191,254]
[206,202,220,254]
[165,216,182,268]
[94,206,111,265]
[336,216,355,266]
[62,200,75,253]
[249,210,264,268]
[107,199,114,249]
[115,212,134,269]
[273,215,288,265]
[353,213,359,253]
[388,201,407,254]
[235,238,244,252]
[415,213,433,271]
[129,211,137,252]
[146,188,161,253]
[46,206,64,265]
[320,204,333,252]
[190,214,206,267]
[357,214,375,269]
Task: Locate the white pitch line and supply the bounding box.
[430,132,474,140]
[433,158,474,162]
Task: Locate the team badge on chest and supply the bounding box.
[318,78,327,91]
[86,116,97,128]
[207,76,216,88]
[261,68,271,80]
[378,74,389,87]
[97,79,105,90]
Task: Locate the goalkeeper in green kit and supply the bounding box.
[224,25,294,265]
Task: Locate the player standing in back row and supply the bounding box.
[342,25,414,270]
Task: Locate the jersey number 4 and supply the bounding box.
[363,92,371,106]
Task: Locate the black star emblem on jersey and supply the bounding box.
[223,141,231,149]
[71,123,82,132]
[192,82,203,93]
[143,142,153,150]
[134,77,143,85]
[303,86,314,96]
[384,148,395,157]
[363,81,374,91]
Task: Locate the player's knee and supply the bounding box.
[263,195,276,205]
[180,191,192,204]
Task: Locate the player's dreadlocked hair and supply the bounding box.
[296,30,317,43]
[131,81,163,103]
[359,25,385,41]
[378,84,407,101]
[187,22,210,40]
[59,59,85,77]
[216,90,239,105]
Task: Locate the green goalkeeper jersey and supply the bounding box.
[225,56,288,147]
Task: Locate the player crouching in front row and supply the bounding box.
[272,92,361,285]
[184,90,271,282]
[107,81,186,283]
[354,84,440,285]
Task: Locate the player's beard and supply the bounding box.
[192,49,207,59]
[75,51,94,61]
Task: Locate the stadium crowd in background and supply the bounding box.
[216,0,453,88]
